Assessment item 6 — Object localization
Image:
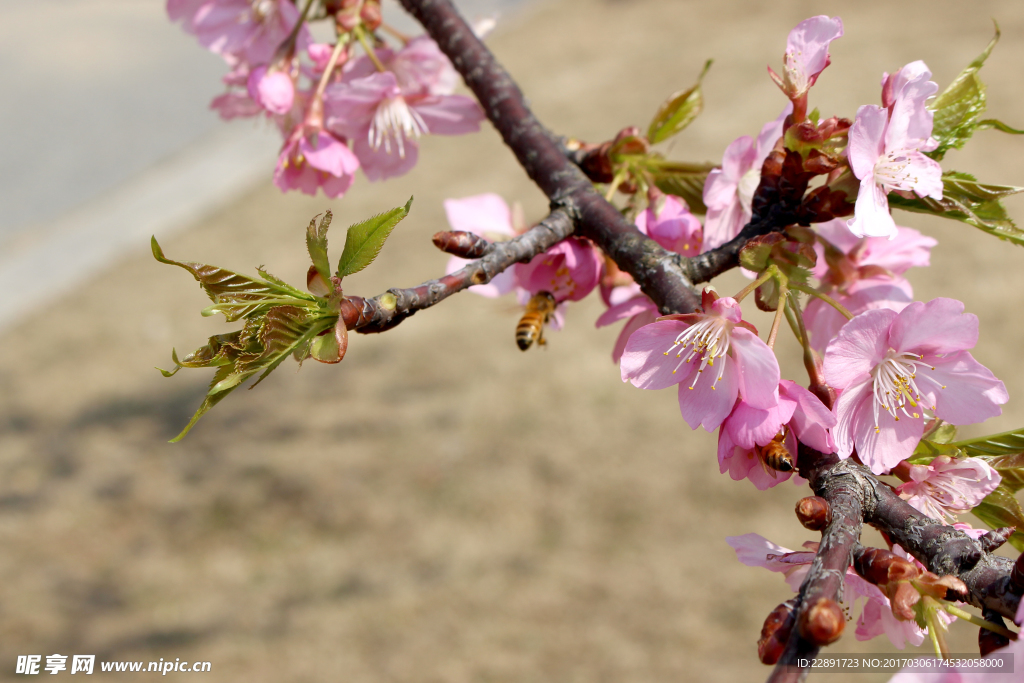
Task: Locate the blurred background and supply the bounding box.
[2,0,1024,680]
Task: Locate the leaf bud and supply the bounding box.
[758,599,796,665]
[795,496,831,531]
[798,598,844,645]
[432,230,492,259]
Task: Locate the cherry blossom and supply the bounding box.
[823,298,1008,474]
[767,16,844,100]
[635,195,703,257]
[168,0,309,68]
[442,194,518,298]
[343,36,460,97]
[896,456,1001,523]
[702,105,790,250]
[515,238,603,304]
[717,380,833,489]
[620,291,780,432]
[847,63,944,238]
[273,130,359,198]
[324,71,485,181]
[805,218,936,351]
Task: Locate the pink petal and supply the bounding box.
[858,226,937,274]
[726,533,794,568]
[848,176,896,238]
[888,298,977,355]
[823,308,896,390]
[847,105,887,182]
[677,358,739,431]
[806,281,912,354]
[300,133,359,178]
[351,136,419,181]
[780,380,836,452]
[783,16,844,94]
[620,320,690,390]
[596,295,657,328]
[413,95,486,135]
[725,396,796,450]
[921,352,1007,424]
[324,72,400,138]
[442,194,514,238]
[610,309,658,364]
[729,328,780,409]
[835,377,924,474]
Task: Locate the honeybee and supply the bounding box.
[756,427,795,478]
[516,291,557,351]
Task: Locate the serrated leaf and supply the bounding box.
[306,211,333,288]
[888,171,1024,246]
[153,237,316,321]
[647,60,711,145]
[336,197,413,278]
[650,161,715,214]
[971,484,1024,552]
[928,25,999,160]
[168,307,336,442]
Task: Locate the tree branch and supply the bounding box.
[340,208,574,332]
[397,0,701,315]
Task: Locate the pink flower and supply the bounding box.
[169,0,309,68]
[767,16,844,99]
[209,64,263,120]
[805,219,936,351]
[442,194,518,298]
[247,65,295,115]
[896,456,1001,523]
[324,71,485,181]
[635,195,703,257]
[823,299,1008,474]
[717,380,833,489]
[702,105,790,250]
[273,130,359,198]
[847,70,944,238]
[620,291,780,432]
[515,238,603,303]
[881,61,940,153]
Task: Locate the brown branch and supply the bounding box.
[340,208,574,333]
[397,0,700,315]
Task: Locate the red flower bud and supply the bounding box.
[758,600,796,665]
[795,496,831,531]
[432,231,492,259]
[799,598,844,645]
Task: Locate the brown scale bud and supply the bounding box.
[758,600,796,665]
[853,547,922,587]
[979,610,1010,657]
[979,527,1014,553]
[1010,550,1024,592]
[795,496,831,531]
[798,598,844,646]
[360,0,382,31]
[432,230,492,259]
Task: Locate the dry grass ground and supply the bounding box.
[3,1,1024,681]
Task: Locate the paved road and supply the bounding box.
[0,0,525,329]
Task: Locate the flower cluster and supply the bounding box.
[168,0,485,197]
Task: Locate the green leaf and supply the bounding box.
[647,60,711,145]
[971,484,1024,552]
[169,365,236,443]
[926,24,1024,160]
[336,197,413,278]
[888,171,1024,246]
[650,161,715,214]
[153,237,316,321]
[306,211,333,287]
[950,427,1024,457]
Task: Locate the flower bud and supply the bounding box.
[798,597,844,645]
[853,547,922,587]
[979,527,1014,553]
[432,230,491,259]
[758,600,796,665]
[795,496,831,531]
[360,0,382,30]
